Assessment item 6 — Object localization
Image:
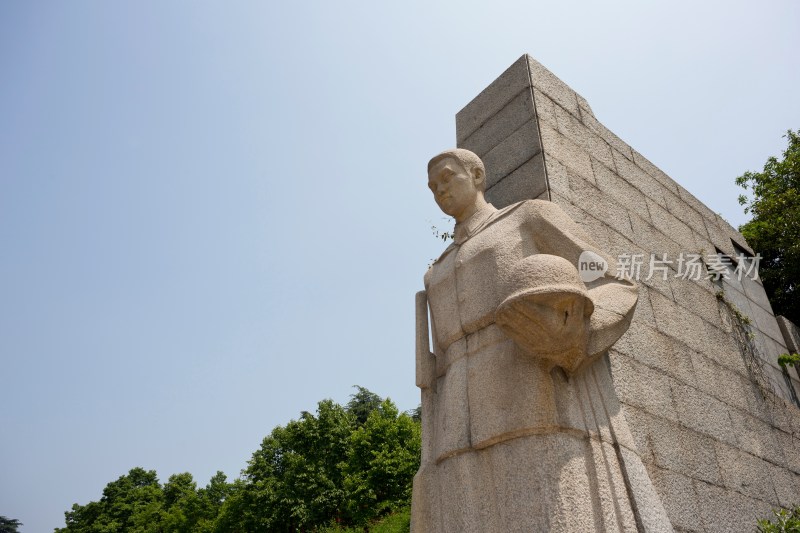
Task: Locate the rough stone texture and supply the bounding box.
[438,54,800,532]
[414,140,666,528]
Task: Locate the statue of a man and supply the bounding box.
[412,149,673,532]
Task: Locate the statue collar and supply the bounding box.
[453,203,497,245]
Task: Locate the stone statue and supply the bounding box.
[412,149,674,532]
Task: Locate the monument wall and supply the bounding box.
[455,55,800,532]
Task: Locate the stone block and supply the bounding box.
[741,274,774,316]
[689,351,752,412]
[612,149,669,207]
[650,419,723,485]
[460,88,536,158]
[591,158,651,222]
[576,92,594,118]
[747,296,785,345]
[693,480,774,533]
[718,284,755,328]
[700,321,750,376]
[646,197,697,251]
[702,217,736,258]
[668,277,720,326]
[649,466,702,532]
[775,430,800,474]
[532,88,557,128]
[716,215,753,255]
[456,55,531,143]
[540,121,594,181]
[770,463,800,508]
[620,405,722,485]
[553,103,615,171]
[484,154,547,209]
[609,352,678,421]
[482,119,543,189]
[613,321,695,386]
[631,148,680,196]
[526,55,580,118]
[672,383,738,446]
[627,211,682,267]
[649,290,709,355]
[777,316,800,354]
[662,189,707,238]
[580,106,635,161]
[715,442,780,504]
[728,408,786,467]
[675,183,718,223]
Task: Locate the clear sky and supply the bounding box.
[1,1,798,530]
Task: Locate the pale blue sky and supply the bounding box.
[1,2,798,530]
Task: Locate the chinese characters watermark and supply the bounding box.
[613,252,761,282]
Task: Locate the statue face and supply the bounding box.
[428,157,479,221]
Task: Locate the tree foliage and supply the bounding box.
[736,129,800,324]
[57,387,421,532]
[0,516,22,533]
[56,468,232,533]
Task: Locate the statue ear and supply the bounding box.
[472,167,485,186]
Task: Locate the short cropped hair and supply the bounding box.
[427,148,486,192]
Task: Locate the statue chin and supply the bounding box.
[495,254,594,373]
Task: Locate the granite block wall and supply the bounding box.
[455,54,800,532]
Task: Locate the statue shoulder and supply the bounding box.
[504,198,565,222]
[424,243,457,285]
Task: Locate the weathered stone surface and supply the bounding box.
[636,409,723,485]
[432,54,800,533]
[612,148,668,207]
[591,157,651,220]
[649,466,702,532]
[484,154,547,209]
[553,103,615,170]
[532,88,558,128]
[482,119,543,189]
[645,197,696,250]
[668,278,720,326]
[741,274,775,315]
[777,316,800,354]
[693,480,774,533]
[610,353,678,420]
[579,102,635,161]
[540,121,594,181]
[649,289,709,355]
[672,383,738,446]
[460,88,536,158]
[415,146,665,532]
[527,55,580,118]
[613,321,695,385]
[631,148,680,195]
[456,55,531,143]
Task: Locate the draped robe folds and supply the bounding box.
[411,199,674,533]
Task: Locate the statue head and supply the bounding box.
[427,149,487,222]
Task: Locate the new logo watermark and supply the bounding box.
[578,251,608,282]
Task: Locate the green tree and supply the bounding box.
[737,129,800,324]
[346,385,383,426]
[235,399,355,531]
[57,468,233,533]
[344,399,421,525]
[0,516,22,533]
